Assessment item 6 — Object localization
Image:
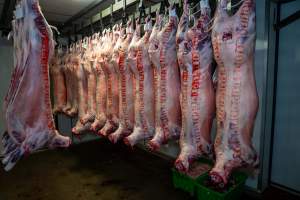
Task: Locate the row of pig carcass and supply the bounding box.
[50,0,259,187]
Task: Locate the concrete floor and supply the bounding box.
[0,139,299,200]
[0,139,192,200]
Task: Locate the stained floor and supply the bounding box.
[0,139,299,200]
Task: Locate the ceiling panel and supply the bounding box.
[41,10,73,23]
[0,0,102,28]
[39,0,101,23]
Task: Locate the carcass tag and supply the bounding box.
[169,8,176,17]
[15,5,24,19]
[58,48,63,55]
[82,43,88,49]
[200,0,209,9]
[7,31,13,40]
[227,1,232,12]
[126,27,134,34]
[144,23,152,31]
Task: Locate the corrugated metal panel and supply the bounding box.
[102,7,111,18]
[92,13,101,23]
[113,0,123,12]
[126,0,136,6]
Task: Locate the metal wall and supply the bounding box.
[0,37,13,154]
[271,0,300,193]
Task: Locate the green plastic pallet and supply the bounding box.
[172,158,213,196]
[195,172,248,200]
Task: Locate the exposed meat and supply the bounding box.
[2,0,71,171]
[61,49,73,115]
[72,41,91,134]
[175,2,194,171]
[109,21,135,143]
[50,49,67,114]
[121,19,140,146]
[70,49,80,117]
[103,25,125,137]
[98,26,120,136]
[209,0,259,187]
[62,46,79,117]
[149,6,181,151]
[148,11,164,147]
[175,1,215,172]
[80,37,97,125]
[124,17,155,147]
[91,33,107,132]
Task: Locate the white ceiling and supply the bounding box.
[39,0,101,23]
[0,0,101,26]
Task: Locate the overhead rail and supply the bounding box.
[62,0,180,35]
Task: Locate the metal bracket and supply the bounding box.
[274,9,300,30]
[138,0,146,24]
[110,4,114,26]
[270,0,296,4]
[122,0,128,25]
[159,0,170,14]
[99,12,103,32]
[90,18,94,34]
